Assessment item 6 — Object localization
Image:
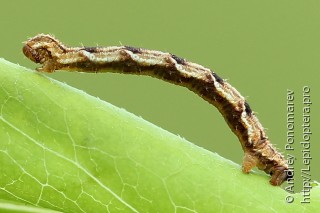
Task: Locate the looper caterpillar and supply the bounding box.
[23,34,292,186]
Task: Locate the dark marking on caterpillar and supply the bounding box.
[211,71,224,84]
[171,54,186,65]
[125,46,142,54]
[83,47,99,53]
[244,101,252,116]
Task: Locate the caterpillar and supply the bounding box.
[23,34,291,186]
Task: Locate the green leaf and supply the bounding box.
[0,199,62,213]
[0,58,319,212]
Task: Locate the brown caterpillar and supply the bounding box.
[23,34,291,186]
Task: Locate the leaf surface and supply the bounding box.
[0,59,318,212]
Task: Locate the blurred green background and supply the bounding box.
[1,0,319,192]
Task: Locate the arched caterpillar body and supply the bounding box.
[23,34,291,186]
